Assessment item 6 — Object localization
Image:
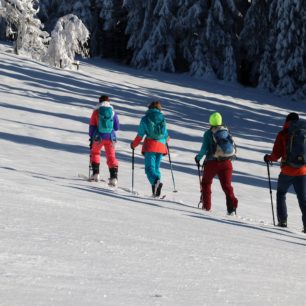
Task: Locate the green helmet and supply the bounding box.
[209,112,222,126]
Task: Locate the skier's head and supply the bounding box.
[148,101,162,110]
[285,112,299,122]
[99,95,109,103]
[209,112,222,126]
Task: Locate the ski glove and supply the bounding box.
[264,154,272,164]
[195,155,200,165]
[131,136,142,149]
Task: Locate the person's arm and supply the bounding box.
[131,118,146,149]
[164,123,169,141]
[266,132,283,162]
[195,130,211,162]
[113,113,119,131]
[89,110,98,138]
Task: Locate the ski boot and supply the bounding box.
[226,196,237,215]
[277,220,287,228]
[90,163,100,182]
[153,179,163,197]
[109,167,118,186]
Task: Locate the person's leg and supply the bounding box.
[104,140,118,184]
[153,153,163,196]
[218,160,238,213]
[145,152,159,186]
[154,153,163,181]
[201,161,218,211]
[104,140,118,168]
[276,173,293,225]
[90,140,103,165]
[292,175,306,230]
[90,140,103,180]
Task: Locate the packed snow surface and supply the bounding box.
[0,43,306,306]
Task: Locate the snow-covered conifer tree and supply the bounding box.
[38,0,88,30]
[206,0,239,81]
[258,0,305,99]
[258,38,275,91]
[126,0,177,72]
[0,4,7,40]
[274,0,306,99]
[223,40,236,81]
[44,14,89,69]
[239,0,268,86]
[2,0,49,59]
[98,0,116,31]
[123,0,144,52]
[124,0,147,63]
[258,0,277,91]
[175,0,213,77]
[189,35,214,78]
[72,0,92,28]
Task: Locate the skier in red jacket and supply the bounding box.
[264,112,306,232]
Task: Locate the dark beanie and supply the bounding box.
[285,112,299,122]
[148,101,162,110]
[99,95,109,102]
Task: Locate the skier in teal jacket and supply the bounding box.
[131,101,169,197]
[195,112,238,214]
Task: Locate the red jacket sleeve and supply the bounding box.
[89,110,98,126]
[269,131,285,162]
[132,136,142,149]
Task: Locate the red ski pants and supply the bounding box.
[90,140,118,168]
[201,160,238,211]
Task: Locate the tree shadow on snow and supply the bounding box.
[68,181,306,247]
[1,53,305,193]
[188,213,306,246]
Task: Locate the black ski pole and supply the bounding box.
[89,138,93,179]
[132,148,135,193]
[266,161,276,226]
[89,157,92,179]
[196,161,202,208]
[166,143,178,192]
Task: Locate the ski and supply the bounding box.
[151,194,166,200]
[78,173,94,181]
[78,173,104,182]
[78,173,133,194]
[127,192,167,201]
[78,174,173,202]
[78,173,112,185]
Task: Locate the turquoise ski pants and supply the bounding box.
[144,152,163,185]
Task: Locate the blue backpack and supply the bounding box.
[285,120,306,168]
[145,111,166,140]
[98,106,114,133]
[211,126,236,160]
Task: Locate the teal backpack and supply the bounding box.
[145,111,166,140]
[285,120,306,168]
[98,106,114,133]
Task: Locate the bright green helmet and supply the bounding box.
[209,112,222,126]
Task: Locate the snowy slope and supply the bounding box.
[0,42,306,306]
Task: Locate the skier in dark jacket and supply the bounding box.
[264,112,306,232]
